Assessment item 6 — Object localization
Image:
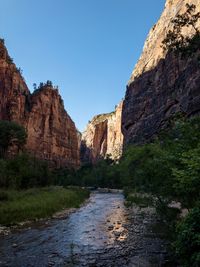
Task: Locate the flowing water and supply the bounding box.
[0,192,170,267]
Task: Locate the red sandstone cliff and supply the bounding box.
[0,40,30,124]
[26,86,79,168]
[0,40,79,168]
[81,101,124,163]
[122,0,200,145]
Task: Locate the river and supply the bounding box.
[0,192,171,267]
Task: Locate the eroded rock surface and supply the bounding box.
[122,0,200,144]
[0,41,79,168]
[0,41,30,124]
[81,101,124,163]
[26,86,79,168]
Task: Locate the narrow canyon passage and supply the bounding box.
[0,193,171,267]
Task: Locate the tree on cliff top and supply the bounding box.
[162,4,200,55]
[0,38,5,45]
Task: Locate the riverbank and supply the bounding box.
[0,192,172,267]
[0,186,90,227]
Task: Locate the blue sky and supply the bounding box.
[0,0,165,131]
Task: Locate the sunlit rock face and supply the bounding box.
[122,0,200,145]
[0,41,30,124]
[0,41,80,168]
[26,86,80,168]
[81,101,124,163]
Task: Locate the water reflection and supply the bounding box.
[0,192,128,266]
[65,193,128,250]
[0,192,170,267]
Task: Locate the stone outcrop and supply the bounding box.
[0,40,79,168]
[122,0,200,145]
[81,101,124,163]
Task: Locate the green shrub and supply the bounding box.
[0,153,54,189]
[173,146,200,209]
[0,120,27,157]
[0,191,9,201]
[174,205,200,267]
[0,187,90,226]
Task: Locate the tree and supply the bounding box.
[0,38,5,45]
[120,144,175,200]
[172,146,200,209]
[175,205,200,267]
[46,80,53,87]
[17,67,23,75]
[33,83,37,90]
[162,4,200,55]
[39,82,44,89]
[0,121,27,158]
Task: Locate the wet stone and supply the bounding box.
[108,225,114,231]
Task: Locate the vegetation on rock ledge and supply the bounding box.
[162,4,200,58]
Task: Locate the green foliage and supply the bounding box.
[78,158,122,188]
[119,144,175,201]
[0,187,90,226]
[173,146,200,209]
[162,4,200,57]
[46,80,53,87]
[6,56,14,64]
[33,80,57,94]
[175,205,200,267]
[57,157,122,189]
[0,38,5,45]
[0,154,53,189]
[0,120,27,157]
[0,190,9,201]
[118,116,200,265]
[125,193,153,208]
[119,117,200,204]
[33,83,37,90]
[159,116,200,153]
[0,114,199,265]
[17,67,23,75]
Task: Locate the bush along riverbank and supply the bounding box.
[0,118,199,266]
[0,186,90,226]
[65,115,200,266]
[119,116,200,267]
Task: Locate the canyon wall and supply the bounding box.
[0,40,79,168]
[26,86,80,168]
[81,101,124,163]
[122,0,200,144]
[0,40,30,124]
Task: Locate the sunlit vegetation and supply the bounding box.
[162,3,200,58]
[33,80,59,93]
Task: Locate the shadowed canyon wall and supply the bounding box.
[81,0,200,161]
[122,0,200,145]
[0,40,80,168]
